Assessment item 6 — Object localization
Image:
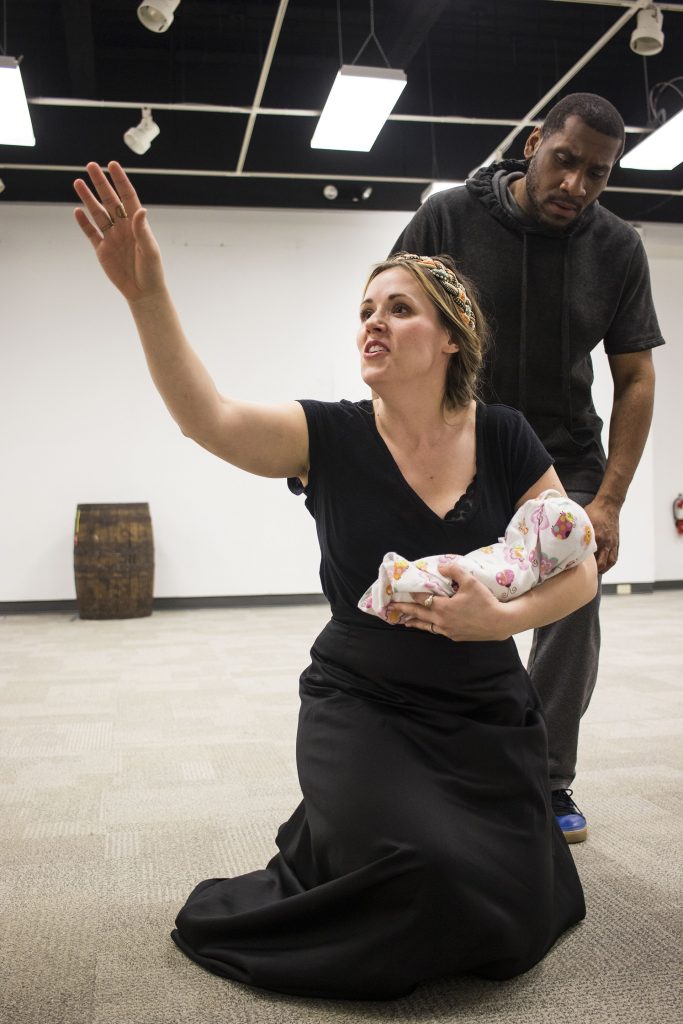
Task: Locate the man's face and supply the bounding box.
[516,114,622,231]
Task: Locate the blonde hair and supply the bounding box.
[365,252,489,412]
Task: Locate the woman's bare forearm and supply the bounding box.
[496,558,597,638]
[128,287,225,443]
[128,290,309,477]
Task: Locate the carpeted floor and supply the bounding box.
[0,593,681,1024]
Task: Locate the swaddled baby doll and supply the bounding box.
[358,490,596,625]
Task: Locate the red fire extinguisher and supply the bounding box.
[674,494,683,535]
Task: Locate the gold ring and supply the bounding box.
[100,216,114,233]
[114,203,128,219]
[423,594,434,610]
[430,622,437,634]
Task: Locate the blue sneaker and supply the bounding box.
[552,789,588,843]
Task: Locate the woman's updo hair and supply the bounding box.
[365,252,489,412]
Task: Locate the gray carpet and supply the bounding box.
[1,594,681,1024]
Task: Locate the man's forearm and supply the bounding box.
[597,364,655,508]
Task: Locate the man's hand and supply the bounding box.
[584,496,620,574]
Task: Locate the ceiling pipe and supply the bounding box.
[30,95,542,126]
[235,0,290,174]
[549,0,683,11]
[2,160,681,200]
[28,96,644,133]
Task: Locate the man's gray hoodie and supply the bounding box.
[392,159,664,493]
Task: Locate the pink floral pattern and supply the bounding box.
[358,489,597,622]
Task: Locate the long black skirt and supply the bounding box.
[172,619,585,1000]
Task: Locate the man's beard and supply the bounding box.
[524,160,573,234]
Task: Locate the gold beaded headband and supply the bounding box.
[389,253,476,332]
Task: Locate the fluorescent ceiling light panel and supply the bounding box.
[620,109,683,171]
[421,180,466,203]
[0,57,35,146]
[311,65,406,152]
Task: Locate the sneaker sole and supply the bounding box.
[563,825,588,844]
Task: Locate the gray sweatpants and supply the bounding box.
[526,490,601,791]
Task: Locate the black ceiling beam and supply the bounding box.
[60,0,97,97]
[387,0,451,69]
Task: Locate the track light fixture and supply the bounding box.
[629,5,664,56]
[123,107,160,154]
[322,183,373,202]
[137,0,180,34]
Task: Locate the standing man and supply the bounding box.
[392,93,664,842]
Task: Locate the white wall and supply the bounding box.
[640,223,683,582]
[592,343,656,585]
[0,202,407,601]
[1,202,681,602]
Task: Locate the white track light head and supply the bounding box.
[123,107,160,155]
[629,5,664,56]
[137,0,180,34]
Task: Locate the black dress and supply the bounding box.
[172,401,585,1000]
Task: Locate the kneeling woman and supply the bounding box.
[73,162,597,1001]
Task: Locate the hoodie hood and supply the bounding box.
[466,159,599,238]
[465,158,586,431]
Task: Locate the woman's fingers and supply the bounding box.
[390,598,438,630]
[73,174,115,236]
[73,206,105,249]
[73,162,141,235]
[85,160,126,220]
[73,161,165,301]
[130,206,152,243]
[107,161,142,216]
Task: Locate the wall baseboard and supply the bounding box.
[600,580,683,594]
[0,594,329,616]
[2,583,681,616]
[153,594,329,610]
[602,582,653,595]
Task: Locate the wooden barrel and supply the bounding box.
[74,503,154,619]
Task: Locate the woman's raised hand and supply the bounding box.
[73,161,165,304]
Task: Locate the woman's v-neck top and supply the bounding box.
[289,400,552,626]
